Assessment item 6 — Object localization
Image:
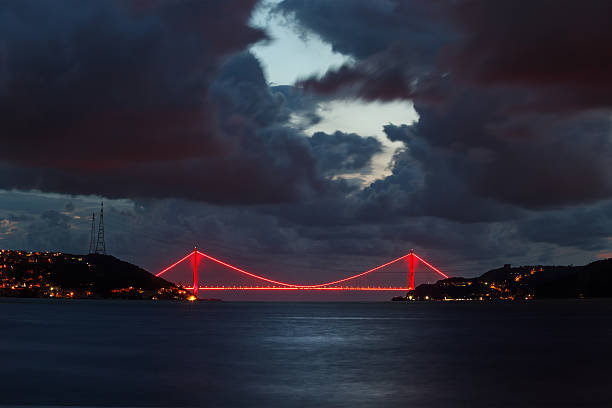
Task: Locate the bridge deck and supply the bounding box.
[185,287,411,291]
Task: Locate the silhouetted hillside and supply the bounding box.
[396,258,612,300]
[0,250,189,299]
[50,253,174,292]
[535,259,612,298]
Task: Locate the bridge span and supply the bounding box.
[155,248,449,297]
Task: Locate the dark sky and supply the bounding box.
[1,0,611,288]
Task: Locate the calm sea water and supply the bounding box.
[1,299,611,407]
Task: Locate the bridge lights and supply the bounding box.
[157,248,448,291]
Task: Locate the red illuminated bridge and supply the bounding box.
[155,248,449,297]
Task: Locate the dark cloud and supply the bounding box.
[276,0,448,61]
[271,85,322,129]
[345,122,519,223]
[277,0,612,212]
[21,210,85,252]
[517,201,612,251]
[6,213,34,222]
[0,0,256,163]
[280,0,612,110]
[276,0,451,102]
[308,131,382,176]
[449,1,612,111]
[0,0,338,205]
[382,123,412,145]
[405,97,612,210]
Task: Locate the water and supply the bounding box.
[1,299,611,407]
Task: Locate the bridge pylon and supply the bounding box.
[408,249,415,291]
[193,247,198,298]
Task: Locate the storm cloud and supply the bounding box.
[278,0,612,212]
[1,0,611,279]
[0,0,368,204]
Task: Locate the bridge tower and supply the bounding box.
[193,247,199,298]
[408,249,415,290]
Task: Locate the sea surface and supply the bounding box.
[1,299,611,407]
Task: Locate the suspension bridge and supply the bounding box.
[155,248,449,297]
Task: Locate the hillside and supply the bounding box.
[0,250,190,300]
[397,258,612,300]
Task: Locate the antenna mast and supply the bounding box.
[94,202,106,255]
[88,212,96,253]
